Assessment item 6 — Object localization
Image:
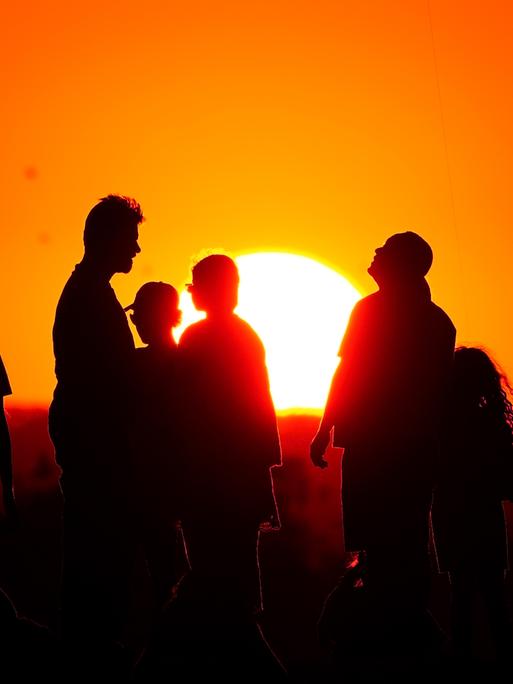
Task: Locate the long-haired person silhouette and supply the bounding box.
[176,253,283,676]
[49,195,143,680]
[311,232,456,656]
[432,347,513,667]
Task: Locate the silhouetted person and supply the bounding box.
[432,347,513,668]
[311,233,455,625]
[125,282,187,614]
[175,254,283,676]
[0,356,16,527]
[49,194,143,679]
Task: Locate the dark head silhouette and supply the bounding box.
[83,194,143,275]
[368,231,433,287]
[453,347,513,418]
[126,281,182,347]
[187,254,239,315]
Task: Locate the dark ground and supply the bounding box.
[1,407,512,679]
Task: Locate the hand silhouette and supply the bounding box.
[310,430,330,469]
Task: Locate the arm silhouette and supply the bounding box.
[310,360,344,468]
[0,396,16,525]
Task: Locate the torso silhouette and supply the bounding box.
[133,344,182,519]
[179,312,281,525]
[334,287,455,448]
[333,284,455,550]
[50,261,135,483]
[178,312,280,619]
[49,260,138,659]
[133,343,184,603]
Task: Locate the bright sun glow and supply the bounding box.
[176,252,361,412]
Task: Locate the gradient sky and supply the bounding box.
[2,1,512,405]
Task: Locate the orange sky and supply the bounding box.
[2,1,513,405]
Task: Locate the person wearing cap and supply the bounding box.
[177,254,282,670]
[49,194,143,678]
[311,232,456,622]
[125,282,187,613]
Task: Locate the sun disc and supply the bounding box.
[176,252,361,412]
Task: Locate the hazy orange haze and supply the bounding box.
[2,1,513,405]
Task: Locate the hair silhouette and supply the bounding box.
[452,346,513,427]
[126,281,182,347]
[187,253,240,314]
[367,231,433,286]
[84,194,144,252]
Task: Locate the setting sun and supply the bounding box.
[176,252,361,412]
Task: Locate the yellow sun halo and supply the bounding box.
[176,252,361,412]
